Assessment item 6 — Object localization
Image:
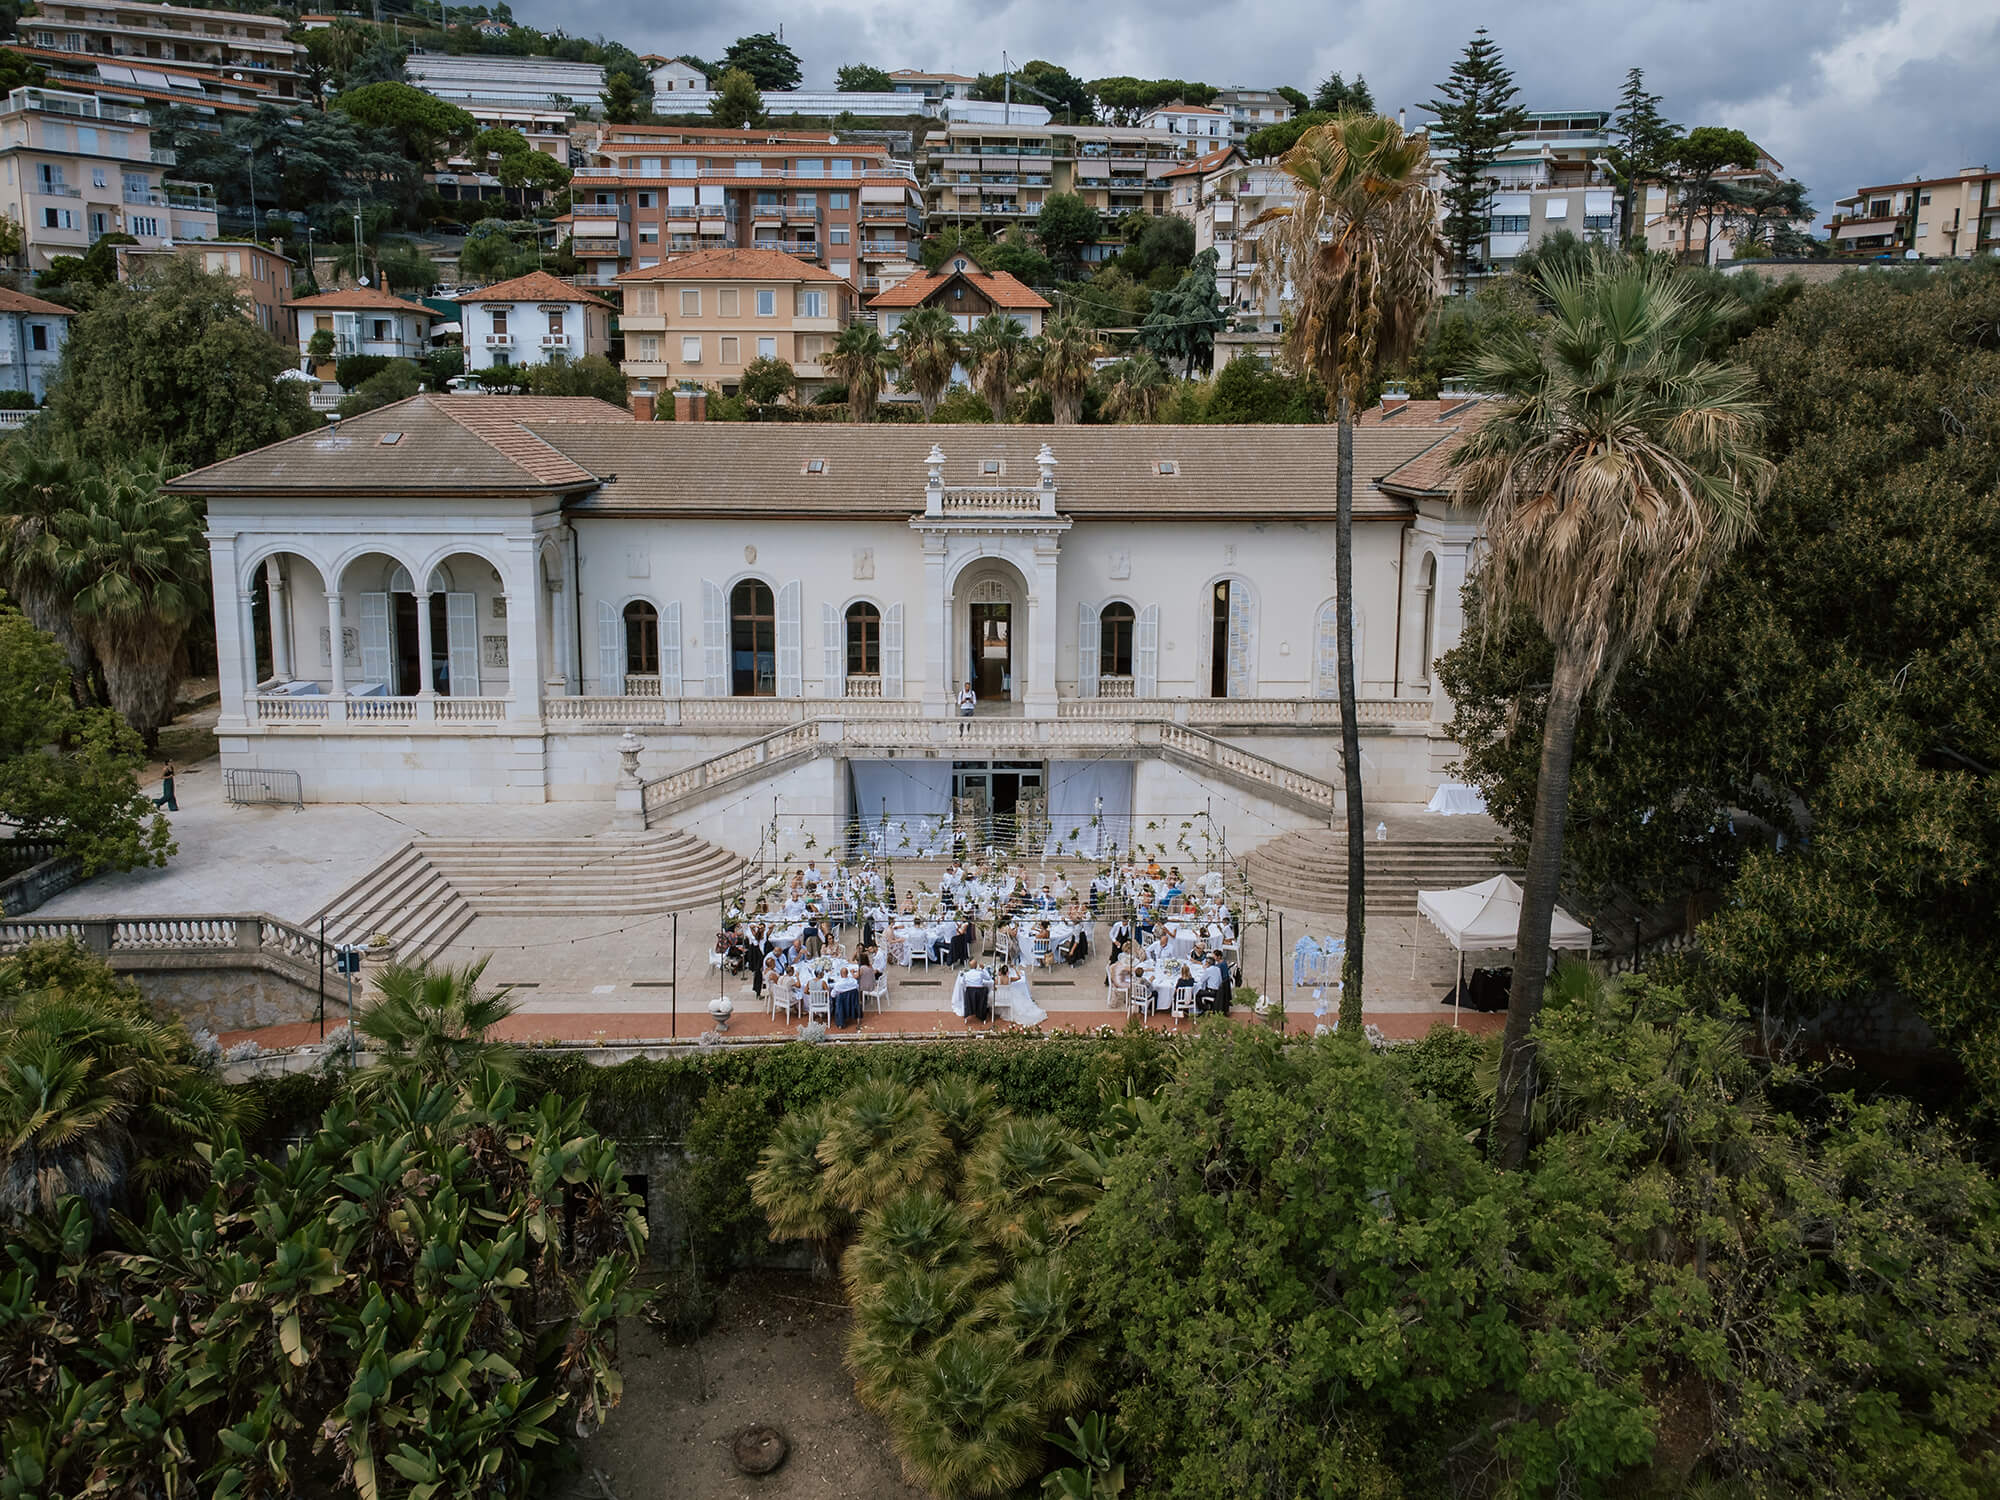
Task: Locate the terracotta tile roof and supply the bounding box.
[615,249,847,284]
[0,286,76,317]
[1148,104,1225,115]
[285,287,438,317]
[1160,145,1242,179]
[542,425,1447,521]
[865,266,1049,311]
[1363,397,1498,496]
[164,395,628,497]
[460,270,614,310]
[891,70,976,82]
[596,140,891,159]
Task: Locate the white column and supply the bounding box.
[1428,540,1472,728]
[209,535,249,730]
[413,589,434,696]
[1026,543,1060,718]
[922,535,949,716]
[325,591,347,697]
[236,590,259,706]
[264,556,292,682]
[505,590,541,720]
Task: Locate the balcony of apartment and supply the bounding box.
[861,203,921,225]
[571,235,630,258]
[858,239,906,260]
[7,86,151,125]
[750,238,824,262]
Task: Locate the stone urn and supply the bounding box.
[362,936,399,972]
[731,1425,788,1476]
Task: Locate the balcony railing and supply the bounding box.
[751,238,822,258]
[541,334,569,349]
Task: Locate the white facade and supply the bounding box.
[459,296,610,373]
[291,299,436,366]
[1140,106,1228,141]
[182,407,1479,818]
[406,53,607,112]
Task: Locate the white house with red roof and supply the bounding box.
[1138,104,1229,142]
[457,271,616,374]
[0,285,74,402]
[286,286,439,372]
[864,258,1050,336]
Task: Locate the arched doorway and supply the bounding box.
[951,560,1028,706]
[245,551,327,691]
[1417,552,1438,685]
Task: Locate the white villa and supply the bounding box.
[456,270,615,373]
[288,286,439,372]
[171,395,1489,855]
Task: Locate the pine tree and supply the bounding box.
[1313,72,1376,115]
[1423,29,1530,294]
[1608,68,1679,253]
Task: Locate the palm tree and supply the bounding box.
[922,1075,1001,1163]
[1101,351,1169,422]
[974,1254,1102,1415]
[964,312,1028,423]
[29,463,206,749]
[845,1263,985,1413]
[889,1330,1043,1498]
[826,321,897,422]
[0,980,251,1223]
[960,1115,1098,1258]
[1449,255,1772,1170]
[1034,313,1102,425]
[750,1102,845,1275]
[840,1187,984,1295]
[354,955,521,1090]
[893,306,961,421]
[1250,113,1442,1034]
[0,445,96,694]
[817,1077,948,1213]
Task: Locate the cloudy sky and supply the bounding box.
[522,0,2000,221]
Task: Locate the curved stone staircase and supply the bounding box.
[1243,822,1516,918]
[312,829,748,960]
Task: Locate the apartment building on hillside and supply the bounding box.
[117,238,294,339]
[1211,88,1295,147]
[0,87,218,270]
[1162,145,1296,370]
[919,120,1190,258]
[615,248,855,398]
[14,0,304,101]
[1139,104,1229,143]
[1422,108,1621,280]
[567,129,924,296]
[1640,142,1799,263]
[888,70,977,102]
[405,52,606,113]
[1824,166,2000,259]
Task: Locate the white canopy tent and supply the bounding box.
[1414,875,1594,1025]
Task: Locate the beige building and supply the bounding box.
[1162,146,1297,369]
[117,239,295,340]
[1824,166,2000,259]
[615,247,854,397]
[1641,143,1799,264]
[16,0,304,100]
[920,120,1190,260]
[0,86,218,271]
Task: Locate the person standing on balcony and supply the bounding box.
[958,682,977,717]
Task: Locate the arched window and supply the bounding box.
[845,601,881,676]
[730,578,776,696]
[1099,602,1134,677]
[623,600,659,676]
[1417,553,1438,683]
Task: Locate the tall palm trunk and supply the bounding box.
[1489,646,1591,1169]
[1335,391,1366,1032]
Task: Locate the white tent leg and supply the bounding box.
[1454,949,1463,1028]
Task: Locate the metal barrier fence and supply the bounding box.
[223,767,303,811]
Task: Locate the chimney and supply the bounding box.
[674,386,706,422]
[1380,382,1409,412]
[630,380,655,422]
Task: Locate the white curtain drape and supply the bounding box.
[851,759,955,858]
[1044,759,1135,857]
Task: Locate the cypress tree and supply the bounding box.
[1423,29,1530,293]
[1608,67,1680,253]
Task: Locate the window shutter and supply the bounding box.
[445,592,479,696]
[882,602,903,699]
[822,600,843,698]
[702,579,726,696]
[659,601,682,697]
[358,592,390,686]
[1077,601,1100,698]
[597,599,623,694]
[1315,600,1340,698]
[1226,585,1254,698]
[1134,603,1159,697]
[776,579,802,698]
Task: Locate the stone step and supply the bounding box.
[1243,826,1514,917]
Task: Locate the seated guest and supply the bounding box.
[1031,920,1054,968]
[760,952,782,1000]
[1052,872,1073,903]
[1062,897,1088,925]
[1088,871,1111,914]
[1034,884,1058,911]
[1058,923,1089,968]
[802,924,823,959]
[803,859,823,888]
[1146,857,1164,880]
[1108,942,1137,994]
[1135,904,1157,939]
[1108,915,1133,952]
[1197,952,1229,1014]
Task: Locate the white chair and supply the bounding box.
[806,978,832,1027]
[908,937,932,972]
[1171,984,1198,1028]
[994,929,1015,965]
[768,979,798,1023]
[1126,977,1154,1021]
[863,979,889,1017]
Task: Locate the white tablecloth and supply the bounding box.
[1011,918,1083,964]
[951,972,1047,1026]
[1427,782,1488,816]
[1137,962,1197,1012]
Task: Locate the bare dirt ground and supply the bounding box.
[567,1271,930,1500]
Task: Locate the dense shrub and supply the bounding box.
[333,352,392,390]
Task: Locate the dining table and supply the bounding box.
[950,970,1047,1026]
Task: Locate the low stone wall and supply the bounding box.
[122,957,341,1034]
